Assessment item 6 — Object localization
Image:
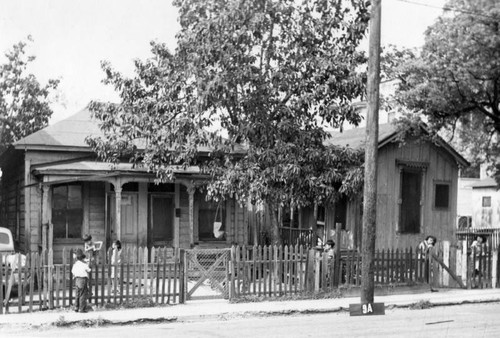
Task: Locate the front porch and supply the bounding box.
[32,160,248,263]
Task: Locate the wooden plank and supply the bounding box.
[280,245,284,295]
[0,253,4,314]
[29,252,35,312]
[172,252,178,304]
[160,248,166,304]
[155,251,160,304]
[18,253,23,312]
[252,245,257,296]
[263,246,268,296]
[62,249,67,308]
[132,248,137,300]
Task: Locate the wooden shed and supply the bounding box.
[291,124,469,251]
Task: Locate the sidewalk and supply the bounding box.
[1,288,499,328]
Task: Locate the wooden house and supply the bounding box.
[291,124,469,251]
[0,106,249,262]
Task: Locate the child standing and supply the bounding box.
[111,240,122,293]
[72,249,91,312]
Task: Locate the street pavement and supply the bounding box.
[0,288,499,329]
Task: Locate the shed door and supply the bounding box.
[399,170,421,233]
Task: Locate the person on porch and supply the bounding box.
[83,234,102,264]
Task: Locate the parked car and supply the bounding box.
[1,227,28,304]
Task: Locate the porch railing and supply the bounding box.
[278,227,314,247]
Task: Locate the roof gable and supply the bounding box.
[14,106,102,150]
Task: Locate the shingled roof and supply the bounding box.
[324,124,397,149]
[14,106,101,151]
[325,123,469,167]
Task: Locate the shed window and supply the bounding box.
[434,183,450,209]
[482,196,491,207]
[52,184,83,239]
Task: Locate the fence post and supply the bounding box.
[442,241,450,287]
[230,245,236,300]
[461,240,468,286]
[493,249,499,288]
[0,253,3,314]
[179,249,185,304]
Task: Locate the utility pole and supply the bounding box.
[360,0,381,304]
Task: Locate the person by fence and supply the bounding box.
[470,235,486,288]
[71,249,91,313]
[417,235,436,283]
[111,240,122,293]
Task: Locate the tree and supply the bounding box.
[383,0,500,183]
[87,0,370,243]
[0,37,59,153]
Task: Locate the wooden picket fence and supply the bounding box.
[229,245,434,298]
[1,247,182,314]
[2,244,497,314]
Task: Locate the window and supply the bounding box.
[334,196,347,230]
[281,206,299,228]
[399,169,422,234]
[482,196,492,207]
[317,206,326,226]
[52,184,83,239]
[434,183,450,209]
[198,199,226,241]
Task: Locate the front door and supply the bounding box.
[107,192,139,248]
[149,195,175,248]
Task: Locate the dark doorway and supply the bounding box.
[150,195,174,248]
[399,169,422,233]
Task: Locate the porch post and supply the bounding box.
[115,185,122,241]
[41,184,52,253]
[174,183,180,248]
[187,185,195,247]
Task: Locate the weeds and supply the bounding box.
[408,300,432,310]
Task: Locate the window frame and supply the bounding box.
[433,181,451,210]
[396,160,428,235]
[52,183,83,240]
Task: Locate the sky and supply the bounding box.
[0,0,446,124]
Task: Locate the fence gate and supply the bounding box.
[184,249,230,300]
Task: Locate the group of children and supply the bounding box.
[71,235,122,313]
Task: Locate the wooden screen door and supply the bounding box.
[107,193,138,248]
[149,195,175,248]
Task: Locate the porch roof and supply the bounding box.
[32,160,201,177]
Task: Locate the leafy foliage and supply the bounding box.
[87,0,370,238]
[0,37,59,153]
[383,0,500,183]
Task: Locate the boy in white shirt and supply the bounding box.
[72,249,91,312]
